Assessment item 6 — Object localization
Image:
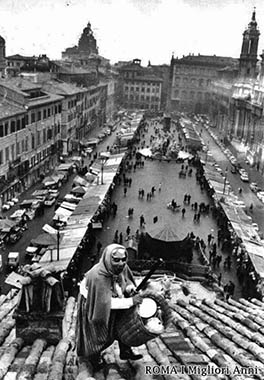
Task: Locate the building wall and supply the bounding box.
[122,79,162,111]
[170,62,214,113]
[169,55,238,114]
[0,82,63,203]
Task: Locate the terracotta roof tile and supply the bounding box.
[3,282,264,378]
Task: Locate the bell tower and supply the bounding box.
[239,8,260,78]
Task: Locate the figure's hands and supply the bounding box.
[125,284,137,296]
[132,293,143,306]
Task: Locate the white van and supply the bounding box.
[7,252,20,271]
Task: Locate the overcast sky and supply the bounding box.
[1,0,264,65]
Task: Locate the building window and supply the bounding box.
[5,122,8,135]
[136,87,139,92]
[11,144,15,160]
[11,120,16,133]
[147,88,150,93]
[141,87,145,92]
[16,142,20,155]
[37,111,41,121]
[0,150,3,165]
[48,108,51,117]
[21,139,25,152]
[5,147,9,162]
[37,131,41,146]
[43,109,47,119]
[31,134,35,149]
[16,119,21,131]
[31,112,35,123]
[0,124,3,137]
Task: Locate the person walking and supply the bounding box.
[114,230,119,243]
[140,214,145,228]
[181,208,186,218]
[119,232,123,245]
[158,183,162,192]
[124,187,127,197]
[96,241,102,255]
[126,226,131,237]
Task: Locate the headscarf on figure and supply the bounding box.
[76,243,136,358]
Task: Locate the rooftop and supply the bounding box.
[173,54,238,68]
[0,100,26,119]
[42,80,88,96]
[1,277,264,379]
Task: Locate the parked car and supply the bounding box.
[2,204,10,211]
[31,247,47,263]
[250,182,261,192]
[25,245,41,258]
[230,165,237,174]
[48,189,60,199]
[9,226,24,244]
[240,173,249,182]
[257,191,264,202]
[7,251,20,271]
[44,195,56,207]
[239,168,247,176]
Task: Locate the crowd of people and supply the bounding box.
[82,116,250,303]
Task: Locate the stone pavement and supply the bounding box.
[87,120,244,300]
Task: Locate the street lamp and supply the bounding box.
[57,226,60,261]
[223,167,228,194]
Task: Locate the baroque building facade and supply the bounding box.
[118,59,163,112]
[210,9,264,171]
[0,78,63,203]
[168,53,237,114]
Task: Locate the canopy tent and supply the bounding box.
[85,172,97,182]
[73,175,89,187]
[0,219,16,232]
[53,207,73,223]
[42,175,61,188]
[10,209,26,220]
[138,148,152,157]
[149,224,180,241]
[177,151,193,160]
[31,232,63,247]
[138,224,193,262]
[71,186,86,196]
